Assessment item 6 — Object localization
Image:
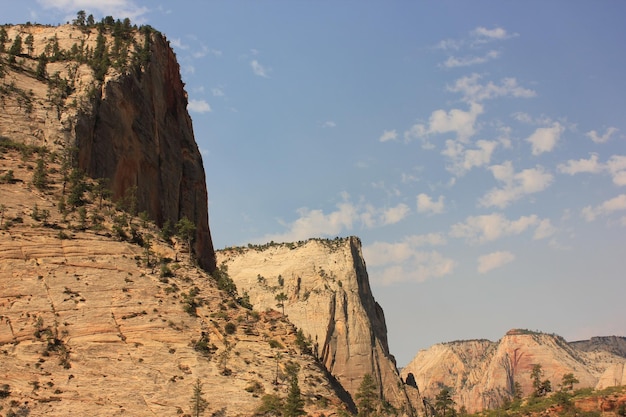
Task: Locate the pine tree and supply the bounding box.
[355,373,379,417]
[190,379,208,417]
[36,53,48,80]
[176,216,196,258]
[24,34,34,57]
[0,27,7,52]
[32,157,48,190]
[275,292,288,315]
[435,387,456,417]
[283,371,305,417]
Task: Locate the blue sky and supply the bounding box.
[5,1,626,366]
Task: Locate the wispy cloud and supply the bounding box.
[582,194,626,222]
[250,60,270,78]
[442,139,498,176]
[211,87,225,97]
[416,193,445,214]
[477,251,515,273]
[480,161,554,208]
[404,102,483,145]
[447,73,536,102]
[586,127,619,144]
[379,129,398,142]
[442,50,500,68]
[321,121,336,128]
[364,234,455,285]
[257,195,410,243]
[471,26,516,43]
[450,213,547,244]
[187,99,212,113]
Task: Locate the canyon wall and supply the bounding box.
[217,237,415,415]
[401,330,626,413]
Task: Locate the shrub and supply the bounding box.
[268,339,283,349]
[224,322,236,335]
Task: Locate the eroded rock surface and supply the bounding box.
[401,330,626,413]
[218,238,414,415]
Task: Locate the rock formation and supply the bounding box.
[401,330,626,413]
[0,137,348,416]
[0,23,215,272]
[217,238,415,415]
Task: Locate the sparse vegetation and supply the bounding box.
[189,378,208,417]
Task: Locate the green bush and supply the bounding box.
[224,322,236,335]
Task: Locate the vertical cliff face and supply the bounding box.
[217,237,414,414]
[0,24,215,272]
[401,331,626,413]
[75,33,215,272]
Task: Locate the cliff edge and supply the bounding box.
[0,23,215,271]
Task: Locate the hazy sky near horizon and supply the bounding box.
[4,1,626,367]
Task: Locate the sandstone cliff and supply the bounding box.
[0,145,348,416]
[401,330,626,413]
[0,23,215,272]
[217,238,415,415]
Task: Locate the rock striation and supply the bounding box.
[0,23,215,272]
[401,330,626,413]
[217,238,415,415]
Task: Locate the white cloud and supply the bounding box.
[37,0,149,23]
[435,39,462,51]
[364,234,454,285]
[187,99,212,113]
[533,218,556,240]
[379,129,398,142]
[263,202,358,243]
[480,161,554,208]
[586,127,619,144]
[450,213,542,244]
[582,194,626,222]
[471,26,512,41]
[442,50,500,68]
[382,203,411,225]
[442,139,498,176]
[322,121,337,128]
[370,252,456,285]
[558,153,626,186]
[416,193,445,214]
[477,251,515,273]
[405,102,483,144]
[259,197,412,243]
[526,122,564,155]
[557,153,602,175]
[447,73,536,102]
[364,233,447,266]
[250,60,270,78]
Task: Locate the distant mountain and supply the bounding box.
[401,330,626,413]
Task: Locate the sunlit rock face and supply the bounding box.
[401,330,626,413]
[218,237,415,415]
[0,23,215,272]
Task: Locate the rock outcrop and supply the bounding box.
[401,330,626,413]
[0,23,215,272]
[217,238,415,415]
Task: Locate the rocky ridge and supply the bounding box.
[401,330,626,413]
[217,239,415,415]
